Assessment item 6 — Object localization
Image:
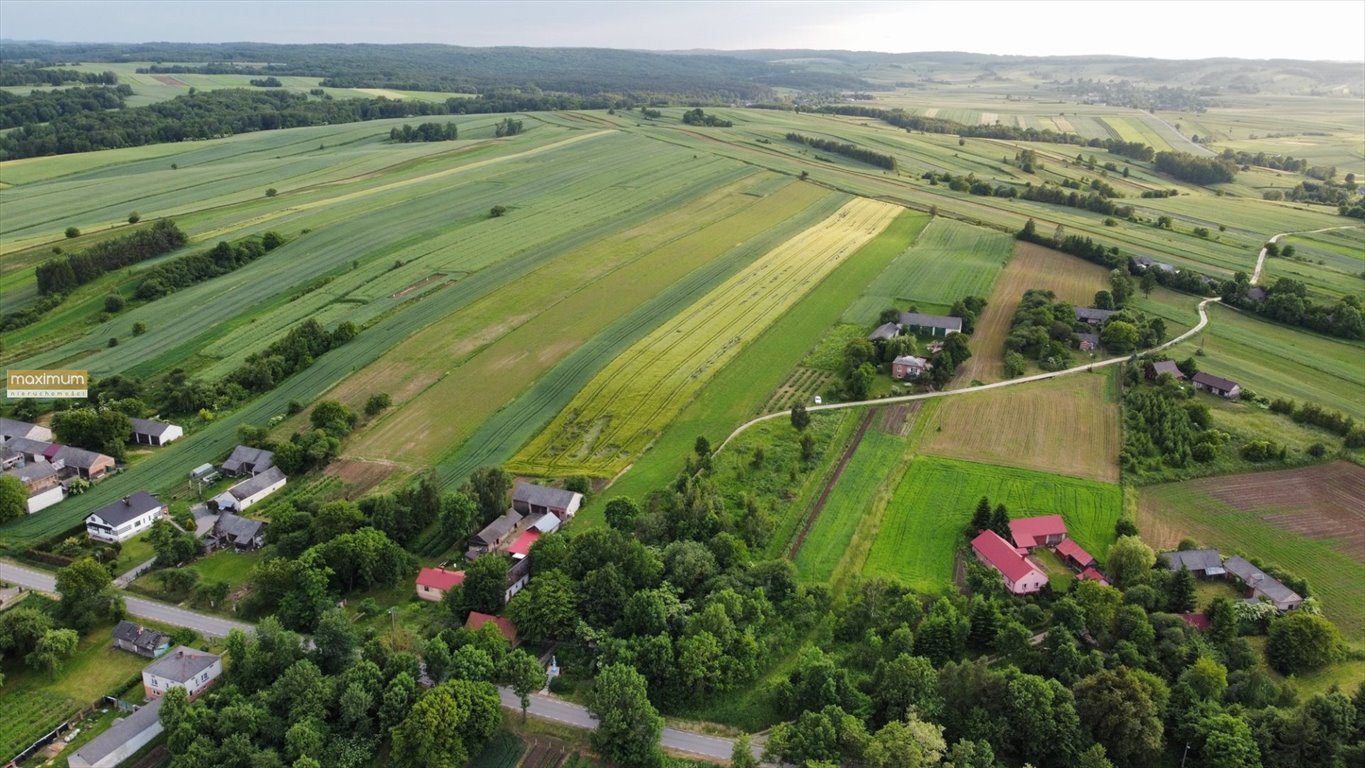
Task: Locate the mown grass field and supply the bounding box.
[863,456,1122,593]
[508,197,903,477]
[852,217,1012,313]
[1139,462,1365,639]
[918,370,1121,482]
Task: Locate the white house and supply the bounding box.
[129,418,184,446]
[86,492,165,543]
[142,646,222,700]
[212,466,286,512]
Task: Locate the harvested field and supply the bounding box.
[151,75,186,86]
[956,241,1112,383]
[323,458,401,497]
[918,371,1120,482]
[877,403,916,436]
[1139,462,1365,638]
[511,197,903,476]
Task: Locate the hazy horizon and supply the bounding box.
[2,0,1363,63]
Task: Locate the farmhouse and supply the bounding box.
[1133,256,1177,274]
[971,530,1048,595]
[212,466,286,512]
[1,461,63,513]
[86,492,165,543]
[1073,332,1100,352]
[129,417,183,446]
[142,646,222,700]
[415,567,465,602]
[209,512,266,552]
[467,509,525,558]
[1074,307,1115,325]
[511,483,582,521]
[1009,515,1067,550]
[899,312,962,337]
[1146,360,1186,382]
[1056,538,1095,569]
[891,355,931,380]
[1223,556,1303,611]
[54,444,116,481]
[0,417,52,442]
[112,620,170,658]
[867,322,901,341]
[465,611,519,645]
[1192,372,1241,399]
[1161,548,1226,577]
[220,445,275,477]
[67,697,164,768]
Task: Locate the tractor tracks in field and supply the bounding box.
[786,409,875,561]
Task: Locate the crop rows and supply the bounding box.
[509,197,903,476]
[865,218,1012,306]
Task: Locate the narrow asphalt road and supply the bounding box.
[1251,226,1360,286]
[497,688,760,761]
[718,297,1218,453]
[1,559,254,638]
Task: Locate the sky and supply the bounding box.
[2,0,1363,61]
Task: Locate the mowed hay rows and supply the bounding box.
[956,241,1112,383]
[864,457,1121,593]
[510,197,903,476]
[1139,462,1365,638]
[919,372,1120,482]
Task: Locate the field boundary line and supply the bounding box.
[1252,225,1362,286]
[716,296,1217,454]
[787,409,875,561]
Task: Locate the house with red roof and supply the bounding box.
[415,567,465,602]
[465,611,519,645]
[1008,515,1067,551]
[1077,567,1110,587]
[971,530,1048,595]
[1056,538,1095,569]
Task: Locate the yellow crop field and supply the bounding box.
[510,197,903,476]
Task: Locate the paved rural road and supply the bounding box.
[718,296,1218,452]
[1251,225,1360,286]
[0,559,253,638]
[496,688,762,761]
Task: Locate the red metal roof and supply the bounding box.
[1008,515,1067,548]
[465,611,518,643]
[416,567,465,591]
[1077,567,1110,585]
[1181,613,1211,632]
[972,530,1042,583]
[507,529,541,557]
[1056,538,1094,566]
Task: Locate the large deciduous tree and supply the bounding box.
[588,663,664,768]
[388,679,500,768]
[1074,667,1167,767]
[1267,611,1343,674]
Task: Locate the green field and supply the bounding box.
[863,456,1123,593]
[849,217,1012,319]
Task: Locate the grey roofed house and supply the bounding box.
[92,492,163,527]
[1246,286,1268,302]
[3,461,58,485]
[213,512,266,549]
[112,620,170,658]
[1074,307,1116,323]
[0,417,52,442]
[226,466,286,502]
[55,445,111,470]
[1223,556,1302,610]
[899,312,963,333]
[1073,332,1100,349]
[867,322,900,341]
[2,436,54,460]
[144,645,220,684]
[221,445,275,476]
[1162,548,1226,576]
[472,509,524,548]
[67,697,163,768]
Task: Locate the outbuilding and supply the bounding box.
[67,697,164,768]
[899,312,962,337]
[212,466,286,512]
[129,418,183,446]
[1192,372,1241,399]
[511,483,582,522]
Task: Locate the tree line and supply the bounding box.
[683,108,732,127]
[787,132,896,170]
[1017,218,1124,270]
[1153,151,1239,185]
[0,89,459,159]
[249,77,284,87]
[0,85,131,129]
[1019,182,1134,218]
[388,122,457,142]
[35,219,188,294]
[134,231,286,300]
[0,63,118,86]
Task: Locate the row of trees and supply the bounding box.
[35,219,188,294]
[0,84,131,129]
[786,132,896,170]
[682,108,732,127]
[0,63,118,86]
[135,231,285,300]
[1019,182,1134,218]
[388,122,457,142]
[1017,218,1125,270]
[1152,151,1239,185]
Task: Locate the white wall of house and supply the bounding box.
[86,508,162,542]
[25,485,63,514]
[236,475,286,511]
[143,658,223,700]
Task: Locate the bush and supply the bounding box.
[265,188,277,197]
[489,205,508,217]
[1308,443,1327,458]
[1192,442,1217,462]
[107,337,119,347]
[65,226,80,238]
[128,212,140,224]
[364,393,391,417]
[104,294,125,313]
[132,322,147,336]
[1240,440,1283,462]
